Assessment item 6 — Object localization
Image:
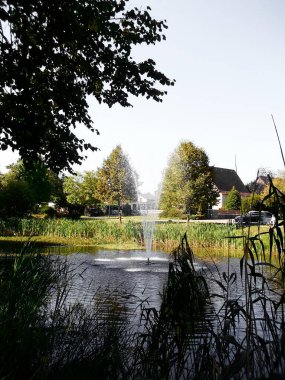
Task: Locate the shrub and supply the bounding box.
[189,213,204,220]
[160,207,184,219]
[38,204,56,218]
[224,186,241,210]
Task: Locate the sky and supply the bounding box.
[1,0,285,194]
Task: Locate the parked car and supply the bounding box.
[106,205,120,216]
[84,207,104,217]
[89,208,104,217]
[234,211,274,226]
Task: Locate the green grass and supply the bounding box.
[0,217,275,255]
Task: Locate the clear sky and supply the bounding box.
[1,0,285,194]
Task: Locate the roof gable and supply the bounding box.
[256,176,270,186]
[212,167,250,193]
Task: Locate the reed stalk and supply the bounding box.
[0,217,265,253]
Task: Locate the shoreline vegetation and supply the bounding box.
[0,180,284,378]
[0,216,276,257]
[0,226,284,379]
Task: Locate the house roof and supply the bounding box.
[256,175,270,186]
[212,167,250,193]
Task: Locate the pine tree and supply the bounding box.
[224,186,241,210]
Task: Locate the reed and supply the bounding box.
[133,229,285,379]
[130,178,285,379]
[0,217,260,252]
[0,243,134,379]
[0,245,56,379]
[132,234,212,379]
[0,219,144,246]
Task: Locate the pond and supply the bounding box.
[2,243,285,377]
[46,248,170,327]
[42,246,284,335]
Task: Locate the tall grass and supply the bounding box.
[132,235,212,379]
[0,243,134,379]
[0,218,143,246]
[0,217,255,252]
[132,229,285,379]
[132,179,285,378]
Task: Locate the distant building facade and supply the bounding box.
[131,192,157,213]
[211,167,251,210]
[248,175,270,194]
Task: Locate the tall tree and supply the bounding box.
[96,145,137,212]
[63,171,100,207]
[0,1,174,173]
[160,141,218,215]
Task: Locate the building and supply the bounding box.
[252,175,270,194]
[212,167,250,210]
[131,192,157,214]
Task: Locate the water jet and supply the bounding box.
[142,209,159,263]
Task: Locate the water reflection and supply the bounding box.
[3,241,283,335]
[54,250,170,327]
[44,248,285,317]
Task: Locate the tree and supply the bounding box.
[258,176,285,213]
[96,145,137,213]
[63,174,86,207]
[63,171,100,207]
[0,1,174,173]
[241,194,262,214]
[159,141,218,215]
[0,161,64,216]
[0,174,33,217]
[264,177,285,195]
[224,186,241,210]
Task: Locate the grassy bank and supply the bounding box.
[0,217,273,255]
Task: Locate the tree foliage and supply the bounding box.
[159,141,218,215]
[261,177,285,196]
[242,175,285,213]
[224,186,241,210]
[0,0,174,172]
[63,171,100,207]
[241,194,261,214]
[0,161,64,216]
[96,145,137,209]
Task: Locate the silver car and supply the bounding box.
[234,211,274,226]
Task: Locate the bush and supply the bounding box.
[189,214,204,220]
[160,208,184,219]
[38,204,56,218]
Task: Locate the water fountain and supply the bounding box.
[140,185,162,264]
[142,209,159,264]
